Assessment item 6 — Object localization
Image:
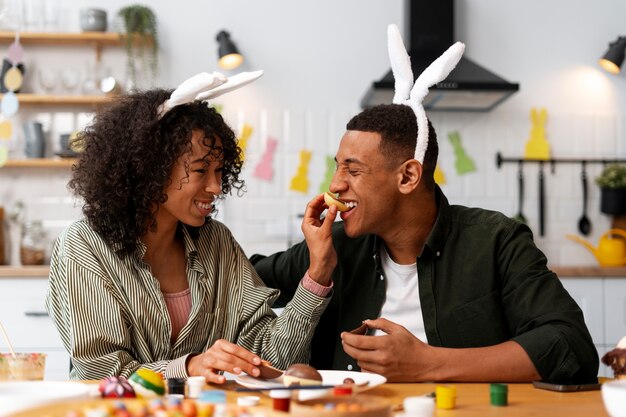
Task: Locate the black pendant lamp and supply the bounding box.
[599,36,626,74]
[216,30,244,70]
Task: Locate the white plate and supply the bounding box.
[0,381,91,416]
[236,370,386,391]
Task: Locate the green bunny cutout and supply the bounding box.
[448,131,475,175]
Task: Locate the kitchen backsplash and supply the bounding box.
[0,108,624,268]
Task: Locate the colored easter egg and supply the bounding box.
[128,368,166,397]
[98,376,136,398]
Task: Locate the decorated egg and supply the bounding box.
[98,376,136,398]
[128,368,166,397]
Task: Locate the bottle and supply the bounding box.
[20,220,46,265]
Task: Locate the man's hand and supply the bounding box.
[341,318,541,382]
[302,193,338,286]
[340,318,435,382]
[187,339,262,384]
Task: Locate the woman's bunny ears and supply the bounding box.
[387,24,465,164]
[157,70,263,118]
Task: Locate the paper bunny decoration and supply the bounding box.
[157,70,263,118]
[387,24,464,164]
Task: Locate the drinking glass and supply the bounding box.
[60,67,80,93]
[37,68,57,93]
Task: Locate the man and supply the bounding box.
[253,24,597,383]
[251,103,598,383]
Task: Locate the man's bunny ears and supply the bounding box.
[387,24,464,164]
[157,70,263,118]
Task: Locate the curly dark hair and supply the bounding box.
[346,104,438,190]
[69,89,244,256]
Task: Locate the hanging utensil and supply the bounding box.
[513,162,527,223]
[578,162,592,236]
[538,163,545,237]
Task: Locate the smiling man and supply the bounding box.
[251,103,599,384]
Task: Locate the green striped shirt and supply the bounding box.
[45,219,330,380]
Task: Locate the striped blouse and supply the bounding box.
[45,219,330,380]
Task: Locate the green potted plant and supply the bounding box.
[116,4,159,89]
[596,164,626,215]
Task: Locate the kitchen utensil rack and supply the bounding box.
[496,152,626,237]
[496,152,626,172]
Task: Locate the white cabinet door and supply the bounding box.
[604,279,626,346]
[0,278,69,380]
[560,278,605,346]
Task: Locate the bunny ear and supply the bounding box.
[195,70,264,101]
[387,24,413,104]
[157,70,263,119]
[409,41,465,164]
[157,72,227,118]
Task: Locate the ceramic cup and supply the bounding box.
[80,8,107,32]
[23,121,45,158]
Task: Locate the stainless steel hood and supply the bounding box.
[361,0,519,112]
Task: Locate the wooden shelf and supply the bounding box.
[0,31,152,62]
[0,31,124,46]
[0,93,113,106]
[2,158,77,168]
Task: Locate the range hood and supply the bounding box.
[361,0,519,112]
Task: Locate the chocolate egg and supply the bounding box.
[283,364,322,386]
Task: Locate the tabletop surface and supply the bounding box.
[5,381,610,417]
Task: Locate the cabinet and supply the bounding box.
[0,277,69,380]
[560,277,626,378]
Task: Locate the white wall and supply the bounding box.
[1,0,626,268]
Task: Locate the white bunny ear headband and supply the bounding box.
[387,24,464,164]
[157,70,263,118]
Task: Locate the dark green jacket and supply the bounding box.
[251,188,598,384]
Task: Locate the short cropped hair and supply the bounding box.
[346,104,438,190]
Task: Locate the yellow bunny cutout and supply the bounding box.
[524,107,550,160]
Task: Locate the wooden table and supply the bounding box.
[7,381,610,416]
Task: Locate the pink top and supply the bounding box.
[163,288,192,344]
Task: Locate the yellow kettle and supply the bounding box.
[566,229,626,267]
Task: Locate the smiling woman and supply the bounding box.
[44,73,333,382]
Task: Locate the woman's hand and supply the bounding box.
[187,339,262,383]
[302,193,338,286]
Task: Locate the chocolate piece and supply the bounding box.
[283,364,322,386]
[602,348,626,379]
[258,360,284,380]
[343,377,355,384]
[349,323,368,335]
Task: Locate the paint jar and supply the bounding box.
[490,383,508,406]
[435,385,456,409]
[269,389,291,412]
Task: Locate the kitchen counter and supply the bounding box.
[551,266,626,277]
[0,266,51,277]
[2,265,626,277]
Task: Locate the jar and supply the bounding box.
[20,221,45,265]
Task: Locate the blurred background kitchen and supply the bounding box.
[0,0,625,379]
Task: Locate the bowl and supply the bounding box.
[602,380,626,417]
[1,353,46,380]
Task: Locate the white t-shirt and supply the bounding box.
[374,244,427,342]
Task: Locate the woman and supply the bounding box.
[45,74,337,381]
